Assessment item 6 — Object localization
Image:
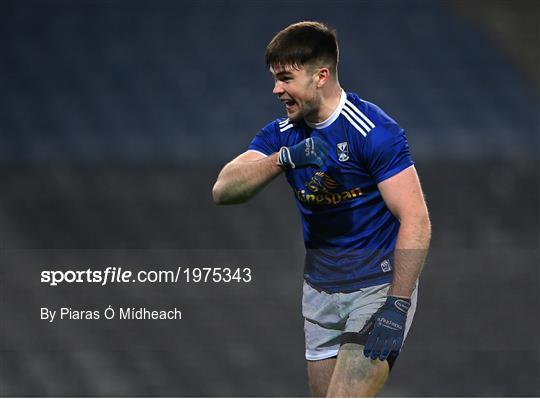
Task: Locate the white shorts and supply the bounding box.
[302,281,418,362]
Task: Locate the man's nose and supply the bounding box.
[273,81,284,95]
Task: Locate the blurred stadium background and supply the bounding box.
[0,0,538,396]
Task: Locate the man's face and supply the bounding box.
[270,64,319,123]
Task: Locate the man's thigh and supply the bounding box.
[303,282,386,397]
[327,343,389,397]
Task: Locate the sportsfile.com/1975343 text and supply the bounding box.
[40,266,252,286]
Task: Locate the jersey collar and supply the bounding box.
[305,89,346,130]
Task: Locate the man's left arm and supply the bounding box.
[362,165,431,361]
[378,165,431,298]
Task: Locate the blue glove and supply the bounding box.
[277,137,330,169]
[361,296,411,361]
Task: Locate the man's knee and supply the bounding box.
[326,343,389,397]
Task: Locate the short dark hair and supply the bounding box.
[265,21,339,75]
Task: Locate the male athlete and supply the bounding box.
[212,21,431,397]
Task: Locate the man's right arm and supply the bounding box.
[212,151,283,205]
[213,136,330,205]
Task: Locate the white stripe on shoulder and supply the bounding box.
[279,123,294,132]
[246,149,268,157]
[340,110,367,137]
[342,105,372,134]
[278,118,289,127]
[345,100,375,129]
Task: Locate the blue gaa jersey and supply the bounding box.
[248,90,414,293]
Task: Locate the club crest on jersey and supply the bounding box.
[336,142,349,162]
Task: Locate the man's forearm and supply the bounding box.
[212,153,283,205]
[388,215,431,298]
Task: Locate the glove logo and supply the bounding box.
[394,299,411,314]
[336,141,350,162]
[305,138,315,157]
[376,317,402,331]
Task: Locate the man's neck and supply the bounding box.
[305,84,343,124]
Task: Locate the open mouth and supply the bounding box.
[283,99,296,109]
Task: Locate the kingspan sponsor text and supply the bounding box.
[295,187,363,205]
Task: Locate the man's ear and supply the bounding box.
[315,67,331,88]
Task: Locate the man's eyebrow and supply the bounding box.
[274,71,292,78]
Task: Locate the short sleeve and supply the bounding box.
[247,122,281,156]
[363,124,414,183]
